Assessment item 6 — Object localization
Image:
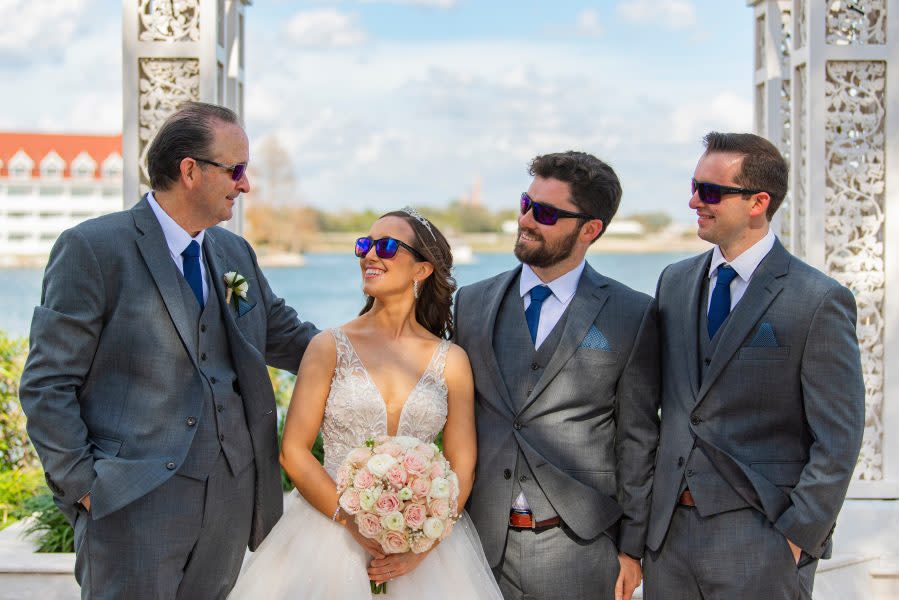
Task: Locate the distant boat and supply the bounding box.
[450,240,476,265]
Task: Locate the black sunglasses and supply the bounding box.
[520,193,594,226]
[195,158,247,182]
[355,236,426,261]
[691,178,765,204]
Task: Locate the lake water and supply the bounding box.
[2,251,696,338]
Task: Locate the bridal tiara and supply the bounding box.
[401,206,437,241]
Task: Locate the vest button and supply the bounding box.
[186,416,197,427]
[686,469,694,477]
[677,457,685,467]
[217,404,225,413]
[703,357,711,366]
[690,415,702,426]
[513,421,522,431]
[219,434,225,442]
[200,353,207,361]
[531,362,539,370]
[503,469,512,480]
[210,377,218,384]
[519,475,528,482]
[200,324,207,333]
[166,461,176,470]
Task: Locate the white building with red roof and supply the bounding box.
[0,132,122,265]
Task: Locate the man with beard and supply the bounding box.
[455,151,660,600]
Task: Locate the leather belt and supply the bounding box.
[678,489,696,506]
[509,510,562,530]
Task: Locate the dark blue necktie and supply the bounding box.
[181,240,204,309]
[525,285,552,344]
[707,264,737,339]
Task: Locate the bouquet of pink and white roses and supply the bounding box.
[335,435,460,594]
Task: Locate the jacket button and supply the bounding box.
[703,357,711,366]
[531,362,539,371]
[686,469,694,477]
[200,352,207,361]
[210,377,218,384]
[200,324,207,333]
[503,469,512,480]
[217,404,225,413]
[519,475,528,482]
[513,421,522,430]
[186,416,197,427]
[166,461,176,470]
[220,434,225,442]
[690,415,702,425]
[677,457,685,467]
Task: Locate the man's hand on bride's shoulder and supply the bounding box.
[342,516,386,559]
[367,548,431,585]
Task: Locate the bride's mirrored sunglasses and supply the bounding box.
[355,236,426,261]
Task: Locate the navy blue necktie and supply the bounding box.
[525,285,552,344]
[707,264,737,339]
[181,240,204,310]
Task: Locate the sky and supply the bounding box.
[0,0,754,222]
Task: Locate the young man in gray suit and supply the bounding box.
[643,133,865,599]
[19,102,318,599]
[455,151,660,600]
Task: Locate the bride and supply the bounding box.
[228,208,502,599]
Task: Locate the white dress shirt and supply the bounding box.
[519,259,586,349]
[513,259,586,512]
[147,192,209,304]
[707,228,776,314]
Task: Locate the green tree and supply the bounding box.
[0,333,37,471]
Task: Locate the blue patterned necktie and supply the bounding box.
[181,240,204,309]
[707,264,737,339]
[525,285,552,344]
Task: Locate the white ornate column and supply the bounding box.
[750,0,899,584]
[122,0,250,234]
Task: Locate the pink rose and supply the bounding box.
[374,492,402,515]
[385,464,408,489]
[346,447,372,467]
[410,477,431,499]
[353,468,375,490]
[428,498,451,520]
[410,535,435,554]
[429,461,445,479]
[356,511,383,538]
[374,442,404,458]
[402,452,428,476]
[403,502,427,530]
[414,443,436,458]
[339,489,362,514]
[380,530,410,554]
[335,465,352,491]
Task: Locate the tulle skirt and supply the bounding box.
[228,489,503,599]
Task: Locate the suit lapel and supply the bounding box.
[695,241,790,404]
[519,264,609,416]
[132,196,199,362]
[683,251,713,399]
[203,231,256,358]
[476,268,520,416]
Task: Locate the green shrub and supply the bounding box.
[0,468,44,528]
[277,409,324,492]
[0,333,38,471]
[17,492,74,553]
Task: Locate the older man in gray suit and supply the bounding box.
[455,151,660,600]
[19,102,317,599]
[643,132,865,599]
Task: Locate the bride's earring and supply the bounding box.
[412,279,420,300]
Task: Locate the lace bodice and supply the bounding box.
[320,328,451,476]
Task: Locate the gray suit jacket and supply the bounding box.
[647,240,865,559]
[19,197,317,549]
[455,263,660,566]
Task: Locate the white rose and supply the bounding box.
[398,487,413,501]
[394,436,420,449]
[429,477,451,499]
[224,271,237,284]
[367,453,398,477]
[422,517,445,540]
[380,511,406,532]
[236,280,249,298]
[360,489,379,511]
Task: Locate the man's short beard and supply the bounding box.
[513,226,580,269]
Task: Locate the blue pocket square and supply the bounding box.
[749,322,778,347]
[581,326,612,351]
[236,296,256,318]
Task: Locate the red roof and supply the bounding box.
[0,132,122,180]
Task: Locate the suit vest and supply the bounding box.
[682,277,751,516]
[493,274,569,520]
[174,262,254,479]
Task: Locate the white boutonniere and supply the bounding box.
[224,271,250,308]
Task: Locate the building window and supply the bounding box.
[71,152,97,180]
[40,151,66,180]
[101,153,123,179]
[8,150,33,180]
[8,233,29,241]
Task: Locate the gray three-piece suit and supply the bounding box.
[644,240,865,599]
[455,263,660,600]
[20,197,317,599]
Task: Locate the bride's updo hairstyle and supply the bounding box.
[359,209,457,339]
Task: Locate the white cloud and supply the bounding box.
[360,0,457,6]
[617,0,697,29]
[284,9,368,48]
[0,0,97,63]
[576,9,604,38]
[670,92,754,144]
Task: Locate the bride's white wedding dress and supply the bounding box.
[228,329,502,599]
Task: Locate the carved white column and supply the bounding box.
[122,0,250,234]
[750,0,899,501]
